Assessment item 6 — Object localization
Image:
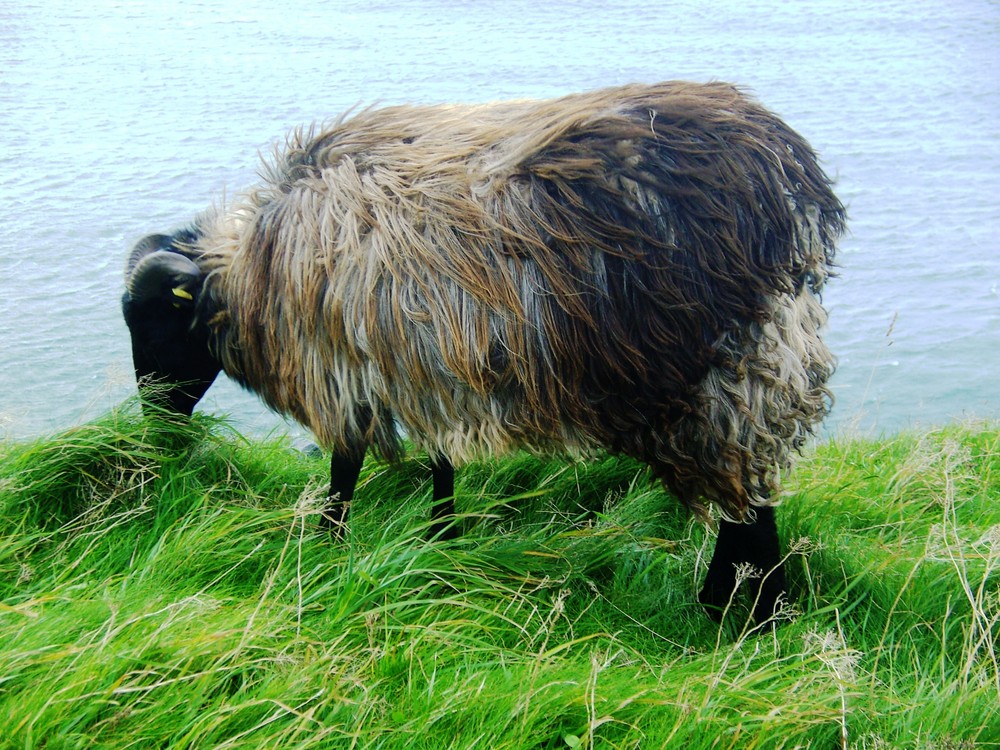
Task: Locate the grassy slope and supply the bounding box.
[0,406,997,749]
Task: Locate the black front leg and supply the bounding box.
[429,456,457,540]
[322,451,366,540]
[699,505,787,626]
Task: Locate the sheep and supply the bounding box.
[122,81,845,625]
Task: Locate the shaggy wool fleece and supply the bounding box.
[183,81,844,518]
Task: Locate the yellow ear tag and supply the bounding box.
[172,287,194,301]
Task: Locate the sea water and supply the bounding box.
[2,0,997,441]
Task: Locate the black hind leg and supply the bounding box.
[699,505,787,626]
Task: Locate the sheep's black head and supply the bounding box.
[122,232,222,418]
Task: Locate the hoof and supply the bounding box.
[699,564,787,628]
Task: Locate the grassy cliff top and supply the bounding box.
[1,407,998,748]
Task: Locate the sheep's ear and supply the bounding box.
[126,244,203,310]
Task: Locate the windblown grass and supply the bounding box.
[1,404,997,748]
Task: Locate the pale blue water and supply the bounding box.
[2,0,998,442]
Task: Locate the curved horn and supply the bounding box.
[125,234,176,280]
[126,249,203,305]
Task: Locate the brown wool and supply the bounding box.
[190,81,844,519]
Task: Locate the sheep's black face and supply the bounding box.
[122,233,222,418]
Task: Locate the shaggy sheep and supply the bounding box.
[122,81,845,624]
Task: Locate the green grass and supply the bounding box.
[1,404,998,748]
